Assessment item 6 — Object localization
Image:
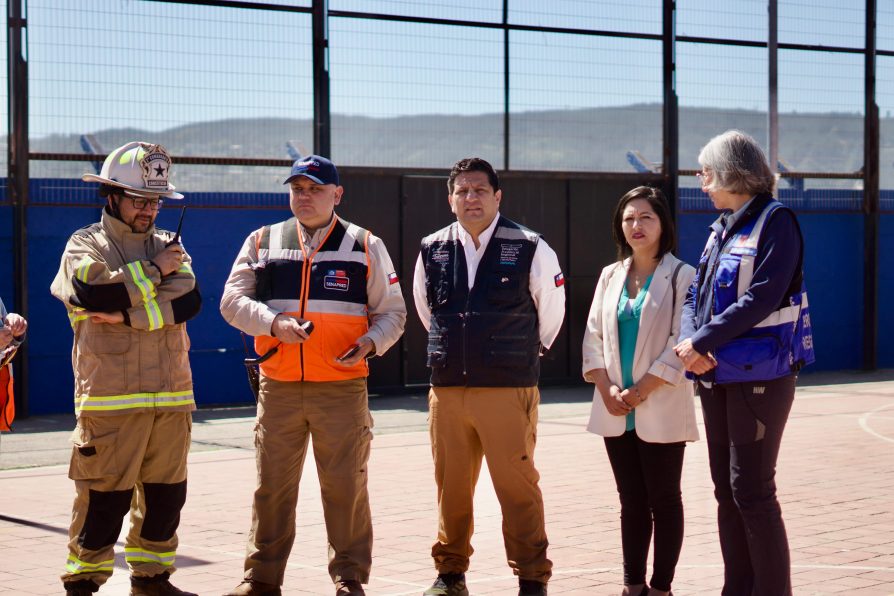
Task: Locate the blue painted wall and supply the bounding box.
[0,205,11,314]
[879,214,894,368]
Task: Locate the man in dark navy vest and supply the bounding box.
[412,157,566,596]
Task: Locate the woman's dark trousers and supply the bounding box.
[698,374,796,596]
[604,430,686,592]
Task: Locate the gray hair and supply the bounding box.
[698,130,776,196]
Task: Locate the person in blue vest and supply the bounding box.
[412,157,566,596]
[675,130,815,596]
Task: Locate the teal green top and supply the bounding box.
[617,273,653,431]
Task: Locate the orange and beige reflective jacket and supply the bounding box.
[221,214,406,383]
[50,209,202,417]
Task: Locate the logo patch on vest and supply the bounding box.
[499,243,522,266]
[324,269,349,292]
[554,272,565,287]
[387,272,399,285]
[431,248,450,264]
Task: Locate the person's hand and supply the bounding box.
[674,338,717,374]
[0,328,12,350]
[85,311,124,324]
[689,354,717,375]
[151,244,184,276]
[270,314,312,344]
[4,313,26,337]
[603,384,631,417]
[619,387,644,409]
[336,336,375,367]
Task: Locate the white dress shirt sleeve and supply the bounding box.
[530,239,565,349]
[412,253,431,332]
[361,234,407,356]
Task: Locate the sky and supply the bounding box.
[2,0,888,141]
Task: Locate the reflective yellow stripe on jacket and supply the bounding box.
[76,257,93,283]
[126,261,163,331]
[75,391,195,414]
[68,307,88,328]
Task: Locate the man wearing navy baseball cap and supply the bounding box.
[283,154,340,186]
[221,155,406,596]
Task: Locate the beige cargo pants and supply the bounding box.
[62,410,191,587]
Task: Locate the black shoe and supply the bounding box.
[64,579,99,596]
[518,579,547,596]
[335,579,366,595]
[423,573,469,596]
[222,580,282,596]
[130,572,197,596]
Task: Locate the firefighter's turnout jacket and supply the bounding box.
[50,208,202,416]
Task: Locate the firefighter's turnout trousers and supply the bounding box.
[62,410,191,586]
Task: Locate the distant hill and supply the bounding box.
[20,104,891,192]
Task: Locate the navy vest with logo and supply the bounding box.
[421,216,541,387]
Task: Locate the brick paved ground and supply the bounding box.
[1,373,893,595]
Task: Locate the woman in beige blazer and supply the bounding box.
[582,186,698,596]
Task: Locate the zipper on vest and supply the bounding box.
[461,292,474,380]
[460,312,468,379]
[298,256,312,382]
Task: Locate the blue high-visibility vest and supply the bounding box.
[703,200,815,383]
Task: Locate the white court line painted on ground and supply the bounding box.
[858,401,894,444]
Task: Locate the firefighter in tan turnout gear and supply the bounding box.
[50,142,202,596]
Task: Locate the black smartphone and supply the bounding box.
[300,321,314,335]
[337,343,360,361]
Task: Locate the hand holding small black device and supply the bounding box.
[300,320,314,335]
[165,205,187,247]
[336,343,361,362]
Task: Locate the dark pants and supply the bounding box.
[603,431,686,591]
[699,375,796,596]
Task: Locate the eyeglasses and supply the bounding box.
[696,170,713,180]
[126,196,164,210]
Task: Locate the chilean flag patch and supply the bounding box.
[387,272,399,285]
[554,272,565,287]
